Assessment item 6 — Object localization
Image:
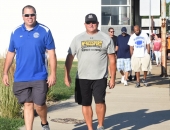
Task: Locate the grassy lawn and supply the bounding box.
[0,60,77,130]
[0,117,24,130]
[47,61,77,101]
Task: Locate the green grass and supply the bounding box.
[0,117,24,130]
[0,60,77,129]
[47,61,77,101]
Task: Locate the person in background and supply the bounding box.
[153,34,162,66]
[108,27,117,79]
[128,25,150,88]
[167,34,170,60]
[150,34,155,64]
[116,27,131,86]
[108,27,117,52]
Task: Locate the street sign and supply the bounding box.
[140,0,160,16]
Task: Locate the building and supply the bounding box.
[0,0,143,59]
[101,0,141,35]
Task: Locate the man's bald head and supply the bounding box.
[134,25,141,36]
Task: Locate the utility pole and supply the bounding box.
[149,0,151,34]
[160,0,167,77]
[151,16,154,33]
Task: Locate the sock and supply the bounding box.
[41,122,48,126]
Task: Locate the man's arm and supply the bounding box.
[47,49,57,87]
[115,46,118,52]
[3,51,15,86]
[130,46,134,56]
[64,54,74,87]
[147,44,150,54]
[108,53,116,89]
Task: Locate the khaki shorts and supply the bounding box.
[131,53,150,72]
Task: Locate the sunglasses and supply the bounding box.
[86,21,97,24]
[110,31,114,33]
[23,14,36,17]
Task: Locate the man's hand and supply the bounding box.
[108,77,115,89]
[64,75,71,87]
[47,74,56,87]
[3,74,10,86]
[3,51,15,86]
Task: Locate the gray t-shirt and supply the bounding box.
[68,31,115,80]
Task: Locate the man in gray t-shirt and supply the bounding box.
[64,13,116,130]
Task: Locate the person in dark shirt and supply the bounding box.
[116,27,131,86]
[108,27,117,53]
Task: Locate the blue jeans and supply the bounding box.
[150,50,155,61]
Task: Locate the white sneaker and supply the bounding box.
[97,126,105,130]
[124,80,128,86]
[121,76,124,83]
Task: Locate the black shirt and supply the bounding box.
[111,35,117,48]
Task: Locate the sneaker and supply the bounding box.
[42,125,50,130]
[97,126,105,130]
[121,76,125,83]
[124,80,128,86]
[135,82,140,88]
[128,75,132,81]
[148,71,151,75]
[142,79,148,86]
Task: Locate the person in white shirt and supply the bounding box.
[128,25,150,88]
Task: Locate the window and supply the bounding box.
[102,0,128,5]
[101,0,131,25]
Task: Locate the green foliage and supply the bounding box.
[0,59,21,118]
[166,2,170,16]
[0,117,24,130]
[47,61,77,101]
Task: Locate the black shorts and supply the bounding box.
[75,78,107,106]
[13,80,48,106]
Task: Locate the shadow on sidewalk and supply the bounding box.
[47,97,78,113]
[146,74,169,87]
[73,109,170,130]
[115,74,169,87]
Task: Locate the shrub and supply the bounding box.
[0,58,21,118]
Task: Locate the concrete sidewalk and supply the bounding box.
[20,63,170,130]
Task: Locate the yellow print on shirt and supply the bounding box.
[81,40,103,48]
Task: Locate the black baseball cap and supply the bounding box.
[121,27,127,33]
[85,13,98,23]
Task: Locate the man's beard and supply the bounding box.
[135,31,141,36]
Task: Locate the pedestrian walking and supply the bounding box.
[2,5,57,130]
[64,13,116,130]
[167,34,170,59]
[116,27,131,86]
[108,27,117,52]
[128,25,150,88]
[150,34,155,64]
[153,34,162,66]
[108,27,117,79]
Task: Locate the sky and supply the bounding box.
[167,0,170,3]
